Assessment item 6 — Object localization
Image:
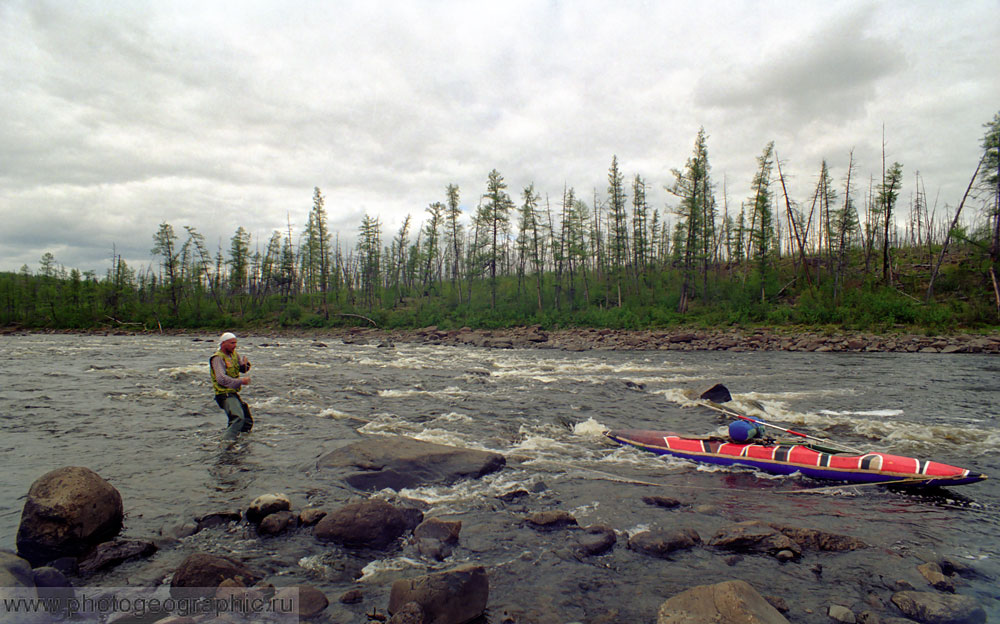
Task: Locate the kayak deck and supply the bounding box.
[604,429,987,487]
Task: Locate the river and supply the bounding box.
[1,333,998,622]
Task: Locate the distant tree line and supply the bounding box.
[4,114,999,332]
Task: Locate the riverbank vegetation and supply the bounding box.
[4,114,999,334]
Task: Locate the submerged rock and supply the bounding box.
[828,604,856,623]
[317,435,506,491]
[918,562,956,593]
[258,510,299,537]
[890,591,985,624]
[575,525,617,557]
[628,528,701,558]
[194,511,242,532]
[657,579,789,624]
[708,521,865,559]
[525,510,578,530]
[16,466,124,566]
[709,521,800,558]
[77,538,157,575]
[772,524,867,552]
[642,495,683,509]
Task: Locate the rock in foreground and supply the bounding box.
[657,579,789,624]
[16,467,124,566]
[170,553,262,599]
[388,564,489,624]
[891,591,986,624]
[314,499,422,549]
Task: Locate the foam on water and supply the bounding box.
[572,417,609,438]
[377,386,470,399]
[4,334,1000,621]
[430,412,474,424]
[818,409,905,418]
[568,501,600,519]
[395,470,540,510]
[158,363,205,378]
[144,388,177,400]
[652,387,704,407]
[281,361,330,369]
[317,407,353,419]
[410,427,489,450]
[358,556,426,582]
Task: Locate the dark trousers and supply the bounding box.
[215,393,254,439]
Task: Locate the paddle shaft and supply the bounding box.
[704,402,865,454]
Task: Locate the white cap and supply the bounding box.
[219,332,237,344]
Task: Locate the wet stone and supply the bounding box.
[642,495,683,509]
[525,510,578,530]
[195,511,241,532]
[629,528,701,558]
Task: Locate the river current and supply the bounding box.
[1,333,998,622]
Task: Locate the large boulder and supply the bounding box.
[16,467,124,566]
[170,553,262,599]
[657,579,790,624]
[317,436,505,491]
[315,499,422,549]
[891,591,986,624]
[388,564,489,624]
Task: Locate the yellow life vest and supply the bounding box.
[210,349,243,396]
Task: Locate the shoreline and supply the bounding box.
[6,325,1000,353]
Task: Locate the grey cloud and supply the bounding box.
[1,1,997,272]
[694,9,905,122]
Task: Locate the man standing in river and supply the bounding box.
[210,332,253,440]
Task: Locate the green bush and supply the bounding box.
[279,305,302,326]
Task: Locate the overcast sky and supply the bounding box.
[2,0,998,275]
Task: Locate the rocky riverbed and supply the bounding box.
[9,325,1000,354]
[3,440,991,624]
[337,326,1000,354]
[2,332,997,624]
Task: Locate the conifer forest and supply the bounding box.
[4,115,1000,334]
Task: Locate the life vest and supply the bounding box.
[729,419,764,442]
[210,349,243,396]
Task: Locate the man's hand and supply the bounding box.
[240,377,251,386]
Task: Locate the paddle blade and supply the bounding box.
[699,384,732,403]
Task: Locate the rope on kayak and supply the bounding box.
[558,463,744,492]
[775,477,932,494]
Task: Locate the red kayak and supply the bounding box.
[604,429,987,487]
